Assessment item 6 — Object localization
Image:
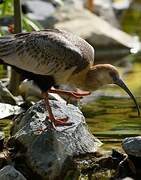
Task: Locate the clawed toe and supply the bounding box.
[53,117,73,126]
[46,116,73,128]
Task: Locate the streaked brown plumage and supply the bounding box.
[0,29,140,127]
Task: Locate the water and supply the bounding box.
[82,61,141,151]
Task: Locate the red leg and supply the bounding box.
[48,88,91,99]
[42,92,73,128]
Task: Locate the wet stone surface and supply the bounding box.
[8,100,102,180]
[0,165,27,180]
[0,132,4,151]
[115,136,141,179]
[122,136,141,157]
[0,81,16,105]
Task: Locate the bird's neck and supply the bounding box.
[68,67,100,91]
[68,67,90,88]
[83,67,101,91]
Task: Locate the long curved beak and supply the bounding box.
[114,78,140,116]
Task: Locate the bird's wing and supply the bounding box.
[0,30,92,75]
[58,29,95,67]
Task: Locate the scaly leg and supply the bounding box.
[48,88,91,99]
[42,92,73,127]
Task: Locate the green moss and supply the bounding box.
[0,119,13,139]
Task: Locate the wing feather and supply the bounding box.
[0,29,94,76]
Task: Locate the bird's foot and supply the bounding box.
[45,117,74,129]
[36,117,73,133]
[51,117,73,127]
[42,91,74,130]
[71,90,91,98]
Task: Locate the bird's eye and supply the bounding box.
[109,71,114,77]
[109,71,118,82]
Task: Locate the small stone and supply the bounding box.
[0,151,7,169]
[121,178,134,180]
[122,136,141,157]
[0,103,23,119]
[0,165,27,180]
[0,81,16,105]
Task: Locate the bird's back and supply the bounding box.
[0,29,94,83]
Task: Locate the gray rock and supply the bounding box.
[0,81,16,105]
[22,0,56,21]
[121,178,134,180]
[0,132,4,141]
[0,131,5,151]
[122,136,141,157]
[23,0,139,60]
[10,100,102,179]
[0,165,27,180]
[0,103,22,119]
[93,0,120,28]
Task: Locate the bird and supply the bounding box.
[0,29,140,128]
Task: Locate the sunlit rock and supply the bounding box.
[0,103,22,119]
[0,81,16,105]
[8,100,102,179]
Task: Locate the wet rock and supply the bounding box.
[8,100,102,179]
[115,136,141,179]
[121,178,134,180]
[55,9,139,62]
[0,81,16,105]
[74,149,126,179]
[0,132,5,151]
[0,165,27,180]
[122,136,141,157]
[92,0,120,28]
[22,0,138,63]
[0,103,22,119]
[22,0,57,22]
[0,152,7,170]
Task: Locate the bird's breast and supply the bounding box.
[64,67,89,88]
[53,66,77,84]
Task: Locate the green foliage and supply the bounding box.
[23,16,43,32]
[0,0,42,35]
[0,0,14,16]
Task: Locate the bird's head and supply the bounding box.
[86,64,140,116]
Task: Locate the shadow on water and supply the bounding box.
[82,61,141,151]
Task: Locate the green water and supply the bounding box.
[83,62,141,151]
